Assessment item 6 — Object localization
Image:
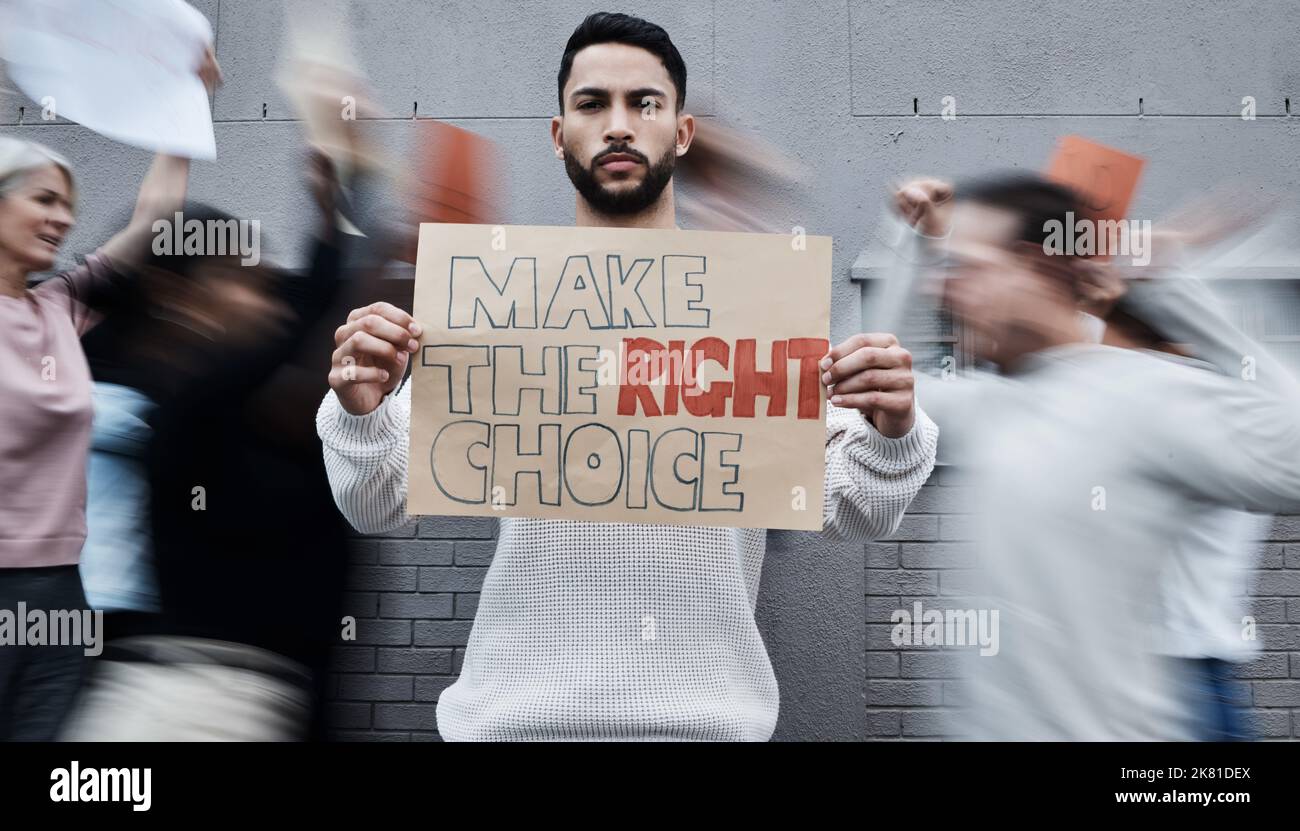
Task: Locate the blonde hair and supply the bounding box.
[0,136,76,209]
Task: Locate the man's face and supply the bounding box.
[552,42,692,215]
[938,202,1078,366]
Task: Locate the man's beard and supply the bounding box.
[564,142,676,216]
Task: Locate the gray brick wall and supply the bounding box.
[328,518,495,741]
[4,0,1296,741]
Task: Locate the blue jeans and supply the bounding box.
[81,383,158,613]
[1180,657,1250,742]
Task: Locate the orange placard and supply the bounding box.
[1044,135,1145,225]
[402,121,502,262]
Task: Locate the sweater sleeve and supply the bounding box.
[822,401,938,541]
[316,380,414,534]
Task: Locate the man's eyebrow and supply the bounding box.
[569,86,610,100]
[625,87,667,102]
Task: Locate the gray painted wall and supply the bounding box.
[4,0,1297,740]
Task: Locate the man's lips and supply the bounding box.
[598,153,643,173]
[36,233,61,249]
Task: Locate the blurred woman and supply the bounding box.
[0,46,216,741]
[0,139,192,739]
[0,137,92,741]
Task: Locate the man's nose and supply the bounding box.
[603,102,636,145]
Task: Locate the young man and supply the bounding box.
[316,13,937,741]
[894,175,1300,739]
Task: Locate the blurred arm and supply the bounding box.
[1124,275,1300,512]
[99,154,192,269]
[862,211,949,336]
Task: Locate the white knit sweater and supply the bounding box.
[318,383,936,740]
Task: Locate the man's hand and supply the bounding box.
[894,177,954,237]
[329,302,422,416]
[821,333,916,438]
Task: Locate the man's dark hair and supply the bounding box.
[957,173,1084,249]
[557,12,686,113]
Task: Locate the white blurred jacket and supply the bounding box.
[887,218,1300,739]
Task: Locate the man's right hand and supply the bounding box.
[894,177,954,237]
[329,302,422,415]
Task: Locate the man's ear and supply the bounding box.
[674,112,695,157]
[550,115,565,160]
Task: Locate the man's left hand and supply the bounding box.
[821,333,916,438]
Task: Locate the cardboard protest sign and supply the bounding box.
[1044,135,1145,225]
[409,224,832,530]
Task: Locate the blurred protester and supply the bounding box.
[890,174,1300,739]
[0,141,192,739]
[1084,233,1268,742]
[0,43,215,742]
[61,142,386,741]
